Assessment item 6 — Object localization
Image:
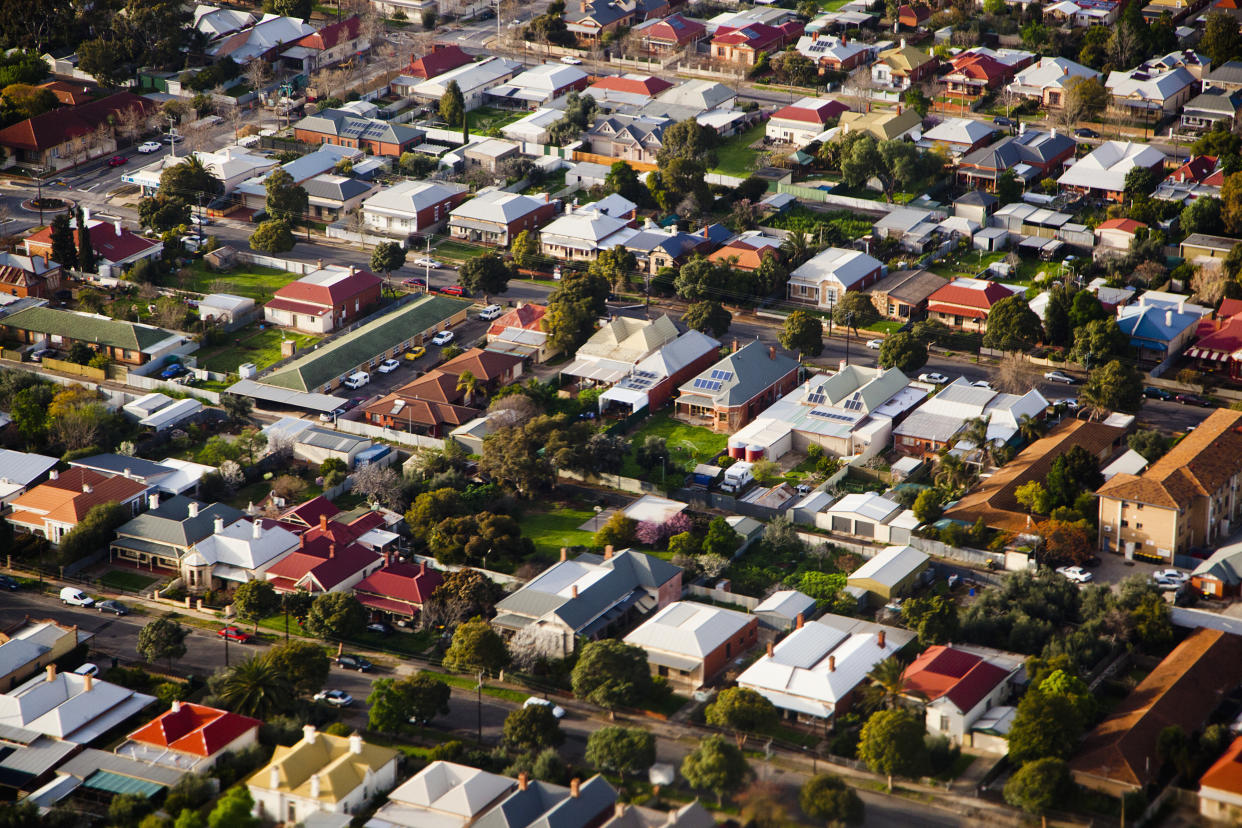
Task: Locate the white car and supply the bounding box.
[1050,398,1079,410]
[971,380,993,390]
[1044,370,1077,384]
[190,214,211,226]
[60,587,95,607]
[138,141,162,153]
[560,55,583,65]
[431,330,455,346]
[1152,569,1189,585]
[1055,566,1093,584]
[74,663,99,677]
[865,338,882,350]
[314,689,354,707]
[524,696,566,719]
[412,257,444,269]
[919,372,949,384]
[479,304,503,321]
[377,359,401,374]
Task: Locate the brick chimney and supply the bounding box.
[828,655,836,672]
[604,545,613,560]
[519,772,528,791]
[570,778,580,798]
[766,641,774,657]
[46,664,56,682]
[560,547,568,562]
[303,724,317,744]
[214,516,225,534]
[383,548,391,567]
[329,543,336,558]
[83,673,93,692]
[796,612,804,629]
[188,502,198,518]
[571,584,579,598]
[419,561,427,575]
[769,346,775,360]
[320,514,329,531]
[732,339,739,352]
[149,493,160,510]
[877,629,886,648]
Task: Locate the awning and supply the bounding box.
[561,358,631,383]
[357,594,417,618]
[491,612,534,630]
[83,770,167,797]
[111,537,178,559]
[746,687,833,719]
[598,385,649,412]
[644,650,702,673]
[226,379,348,414]
[213,564,255,583]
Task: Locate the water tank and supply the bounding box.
[745,445,765,462]
[728,440,746,459]
[238,362,257,379]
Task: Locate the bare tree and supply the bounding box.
[265,430,296,463]
[220,102,245,144]
[179,122,210,156]
[115,105,146,148]
[360,9,387,52]
[351,462,405,509]
[993,353,1041,394]
[508,626,566,670]
[843,65,875,113]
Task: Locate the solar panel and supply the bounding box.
[843,398,864,411]
[693,379,723,391]
[808,408,855,422]
[806,391,827,405]
[710,369,734,381]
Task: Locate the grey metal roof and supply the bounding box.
[303,176,374,202]
[0,450,57,487]
[0,736,78,777]
[69,454,172,481]
[57,748,185,787]
[473,776,616,828]
[114,496,242,548]
[677,340,798,407]
[1206,60,1242,85]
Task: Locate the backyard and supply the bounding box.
[711,123,766,178]
[466,106,526,134]
[166,261,295,299]
[517,504,601,557]
[926,247,1050,290]
[619,411,729,480]
[195,324,322,374]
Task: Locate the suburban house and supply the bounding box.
[956,129,1076,190]
[793,34,871,73]
[0,253,61,299]
[919,118,998,158]
[491,548,682,658]
[0,449,57,506]
[582,74,674,110]
[369,762,515,828]
[362,380,479,438]
[70,454,211,497]
[565,0,643,45]
[360,180,469,238]
[1191,541,1242,598]
[1058,141,1166,202]
[871,43,938,89]
[753,590,817,632]
[282,15,368,74]
[944,419,1123,533]
[0,306,184,367]
[737,615,914,723]
[1200,736,1242,824]
[941,47,1034,99]
[925,278,1023,332]
[563,314,681,387]
[247,726,399,824]
[638,14,708,51]
[439,348,525,395]
[264,265,382,335]
[1115,297,1202,362]
[0,666,155,744]
[485,63,590,109]
[485,303,557,363]
[674,341,800,433]
[708,231,783,271]
[625,226,712,275]
[654,79,738,112]
[6,468,149,545]
[866,269,948,321]
[293,109,424,157]
[893,377,1049,457]
[623,601,759,691]
[0,92,155,171]
[409,57,522,110]
[539,203,639,262]
[766,97,851,145]
[846,545,929,605]
[1186,298,1242,381]
[839,108,924,142]
[448,190,558,246]
[180,516,301,594]
[1043,0,1120,25]
[109,495,243,573]
[815,491,918,544]
[897,3,931,27]
[500,108,565,144]
[584,115,667,166]
[406,45,474,78]
[1007,57,1099,107]
[263,527,382,595]
[1181,89,1242,134]
[232,144,362,211]
[1096,408,1242,562]
[24,217,162,279]
[205,13,315,64]
[596,329,722,416]
[1093,217,1147,256]
[1070,628,1242,796]
[1156,156,1226,203]
[121,702,261,771]
[352,561,443,625]
[900,645,1021,746]
[787,247,884,310]
[711,21,804,66]
[1106,66,1196,120]
[0,619,88,693]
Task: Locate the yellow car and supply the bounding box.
[404,346,426,361]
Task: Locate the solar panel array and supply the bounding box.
[339,117,391,141]
[808,408,855,422]
[843,392,864,412]
[806,390,827,405]
[693,378,723,391]
[710,369,734,381]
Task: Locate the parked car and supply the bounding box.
[314,689,354,707]
[163,133,183,144]
[190,214,211,226]
[402,278,427,289]
[97,600,129,615]
[1050,398,1079,410]
[404,346,426,361]
[60,587,95,607]
[524,696,566,719]
[1152,569,1189,585]
[1153,576,1184,591]
[479,304,504,321]
[30,348,56,362]
[971,380,993,389]
[217,626,252,643]
[438,285,466,297]
[106,156,127,167]
[412,257,444,269]
[992,116,1015,128]
[560,55,582,64]
[0,574,19,590]
[1044,370,1077,384]
[377,359,401,374]
[74,663,99,677]
[138,141,162,153]
[918,372,949,384]
[344,371,370,389]
[160,363,187,379]
[1176,392,1211,406]
[1074,127,1099,139]
[431,330,455,346]
[1143,386,1173,400]
[367,621,395,635]
[865,338,882,350]
[344,397,365,411]
[337,654,373,672]
[1055,566,1093,584]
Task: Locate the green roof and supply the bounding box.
[263,294,469,392]
[1,307,177,352]
[83,770,167,797]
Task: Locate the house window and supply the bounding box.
[288,804,296,823]
[939,716,949,732]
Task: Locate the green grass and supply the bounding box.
[433,239,490,260]
[518,507,600,556]
[643,692,689,718]
[711,123,767,178]
[934,752,977,780]
[170,261,295,299]
[256,614,437,657]
[418,669,530,703]
[466,106,526,133]
[619,411,729,479]
[865,320,902,334]
[196,325,322,374]
[98,570,159,592]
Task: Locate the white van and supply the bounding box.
[343,371,370,389]
[60,587,95,607]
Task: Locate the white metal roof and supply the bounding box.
[753,589,816,620]
[624,601,753,658]
[789,247,882,289]
[848,544,929,587]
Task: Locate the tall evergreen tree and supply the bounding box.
[49,212,77,271]
[75,206,96,273]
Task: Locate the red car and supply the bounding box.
[106,156,127,167]
[217,626,252,643]
[439,285,466,296]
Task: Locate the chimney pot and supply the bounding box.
[50,470,57,480]
[420,561,427,575]
[149,493,160,510]
[253,520,263,539]
[46,664,56,682]
[383,548,391,567]
[604,544,613,559]
[878,629,886,648]
[124,468,132,479]
[82,483,92,494]
[303,724,317,744]
[560,547,568,562]
[349,732,363,754]
[1166,310,1173,326]
[519,771,529,791]
[83,673,93,692]
[214,516,225,534]
[171,700,182,713]
[570,778,580,798]
[796,612,804,629]
[769,346,775,360]
[329,543,336,558]
[320,514,328,531]
[828,655,836,672]
[187,501,198,518]
[766,641,774,657]
[571,584,579,598]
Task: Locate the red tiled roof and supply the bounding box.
[901,645,1010,714]
[712,22,800,50]
[438,347,523,382]
[927,280,1013,311]
[38,81,94,106]
[264,297,330,316]
[272,268,382,310]
[353,562,444,607]
[295,14,361,51]
[408,45,474,79]
[1095,218,1146,234]
[390,370,465,405]
[348,511,387,534]
[25,221,159,266]
[0,92,155,152]
[948,53,1010,83]
[587,75,674,97]
[265,537,380,592]
[643,14,706,44]
[1190,317,1242,357]
[128,703,261,758]
[363,395,478,429]
[488,303,546,336]
[771,99,850,125]
[1201,735,1242,796]
[1166,155,1218,184]
[1219,298,1242,320]
[278,496,340,530]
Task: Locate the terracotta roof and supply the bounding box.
[945,419,1125,533]
[437,347,522,382]
[1096,408,1242,509]
[128,703,261,758]
[643,14,706,44]
[264,536,380,592]
[708,241,778,271]
[947,53,1010,83]
[1070,628,1242,791]
[25,220,160,265]
[901,645,1011,713]
[1192,316,1242,356]
[271,268,381,310]
[362,394,478,429]
[488,303,546,336]
[37,81,94,106]
[9,468,149,525]
[771,99,850,125]
[1166,155,1218,184]
[1095,218,1146,234]
[588,75,675,97]
[295,14,361,50]
[352,562,444,609]
[408,45,474,79]
[0,92,154,152]
[390,370,465,405]
[1201,735,1242,797]
[926,279,1014,311]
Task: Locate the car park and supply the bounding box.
[431,330,455,346]
[479,304,504,321]
[524,697,566,719]
[404,346,426,361]
[1143,386,1173,400]
[106,156,127,167]
[1175,392,1211,406]
[1055,566,1093,584]
[60,587,94,607]
[217,626,252,643]
[314,689,354,707]
[377,359,401,374]
[918,372,949,384]
[97,600,128,615]
[337,654,373,671]
[1044,370,1077,384]
[138,141,162,153]
[865,338,882,350]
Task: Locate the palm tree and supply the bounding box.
[216,656,293,719]
[779,230,811,267]
[1017,413,1047,445]
[456,370,480,406]
[960,415,1000,469]
[934,453,975,493]
[867,657,907,711]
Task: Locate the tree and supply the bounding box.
[586,726,656,777]
[265,640,330,697]
[1128,429,1170,462]
[913,488,944,523]
[503,704,564,752]
[701,516,741,558]
[221,393,253,424]
[249,219,294,253]
[682,301,732,336]
[571,639,652,715]
[264,167,308,225]
[75,206,96,274]
[1071,317,1128,367]
[206,787,258,828]
[1039,519,1094,566]
[1062,75,1109,126]
[705,687,778,747]
[459,252,512,295]
[1015,481,1052,515]
[440,80,465,128]
[832,290,879,328]
[657,118,718,168]
[1182,196,1224,238]
[49,213,77,271]
[681,734,751,805]
[800,773,864,825]
[903,85,931,117]
[368,674,451,730]
[232,580,280,633]
[1202,11,1242,66]
[137,617,188,669]
[351,462,405,509]
[1041,286,1072,347]
[1004,757,1068,815]
[996,168,1023,205]
[138,195,191,233]
[216,656,294,718]
[900,595,960,646]
[511,230,537,268]
[857,709,928,790]
[443,616,510,675]
[780,310,823,357]
[1082,359,1143,415]
[58,501,129,565]
[371,241,406,278]
[175,811,206,828]
[1007,684,1088,765]
[1124,167,1157,200]
[605,160,646,205]
[159,156,222,202]
[1068,290,1107,329]
[878,332,928,373]
[304,592,366,640]
[983,295,1042,352]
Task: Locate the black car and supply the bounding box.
[992,116,1015,128]
[97,599,128,615]
[1176,392,1211,407]
[1143,386,1173,401]
[337,654,374,672]
[0,574,19,590]
[1074,127,1099,138]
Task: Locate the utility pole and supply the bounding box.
[476,671,484,744]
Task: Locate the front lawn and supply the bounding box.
[433,239,490,261]
[619,412,729,479]
[98,570,159,592]
[418,669,530,704]
[518,506,600,557]
[711,123,767,178]
[865,320,902,334]
[196,324,323,374]
[167,261,295,299]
